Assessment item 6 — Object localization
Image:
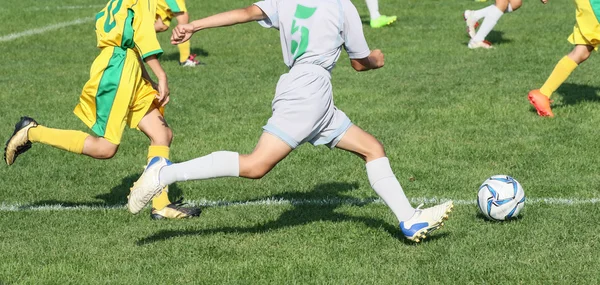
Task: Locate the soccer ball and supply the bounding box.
[477,175,526,221]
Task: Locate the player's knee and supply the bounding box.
[510,2,522,10]
[363,140,386,161]
[155,23,169,33]
[244,164,271,179]
[149,128,173,146]
[96,143,118,159]
[240,158,273,179]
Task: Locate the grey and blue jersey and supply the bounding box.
[253,0,371,148]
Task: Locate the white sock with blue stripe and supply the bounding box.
[366,157,415,222]
[159,151,240,186]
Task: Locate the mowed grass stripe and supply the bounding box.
[1,197,598,211]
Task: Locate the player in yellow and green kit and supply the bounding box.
[4,0,200,219]
[155,0,203,66]
[528,0,600,117]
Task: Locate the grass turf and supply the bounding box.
[1,0,599,283]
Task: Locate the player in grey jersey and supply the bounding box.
[128,0,453,242]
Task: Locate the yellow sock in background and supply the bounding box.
[178,41,191,63]
[539,56,578,97]
[28,126,89,154]
[147,145,171,210]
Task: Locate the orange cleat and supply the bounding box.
[528,89,554,117]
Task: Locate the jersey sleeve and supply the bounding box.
[134,0,163,59]
[254,0,279,29]
[341,0,370,59]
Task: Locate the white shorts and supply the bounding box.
[263,64,352,149]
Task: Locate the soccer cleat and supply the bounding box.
[463,10,480,38]
[370,15,397,28]
[400,201,454,242]
[528,89,554,117]
[150,198,201,220]
[4,116,38,166]
[180,54,205,67]
[128,156,169,214]
[468,39,493,49]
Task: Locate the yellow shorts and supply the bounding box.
[569,0,600,49]
[156,0,188,27]
[73,47,162,145]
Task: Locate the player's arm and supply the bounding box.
[144,55,170,107]
[350,50,385,72]
[171,5,266,44]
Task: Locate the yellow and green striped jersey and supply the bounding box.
[94,0,162,59]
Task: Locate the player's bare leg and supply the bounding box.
[128,132,292,214]
[335,125,452,242]
[173,12,202,66]
[4,116,122,165]
[154,17,169,33]
[468,0,521,49]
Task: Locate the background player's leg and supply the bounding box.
[365,0,397,28]
[137,107,199,218]
[528,44,593,117]
[158,132,292,185]
[154,17,169,33]
[174,12,194,65]
[334,125,415,222]
[469,0,520,48]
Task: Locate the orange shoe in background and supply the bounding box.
[528,89,554,117]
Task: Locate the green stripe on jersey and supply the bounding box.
[591,0,600,23]
[121,9,135,49]
[165,0,181,13]
[91,48,126,137]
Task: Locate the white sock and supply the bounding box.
[505,3,513,13]
[473,5,495,21]
[159,151,240,186]
[365,0,381,19]
[366,157,415,222]
[473,5,503,42]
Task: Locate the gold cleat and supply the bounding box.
[150,199,201,220]
[4,117,37,165]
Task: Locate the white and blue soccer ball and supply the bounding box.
[477,175,525,221]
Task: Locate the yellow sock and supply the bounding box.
[539,56,578,97]
[28,126,89,154]
[148,145,171,210]
[178,41,191,63]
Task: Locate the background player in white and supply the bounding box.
[128,0,453,242]
[464,0,522,49]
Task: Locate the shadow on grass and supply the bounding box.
[554,83,600,107]
[137,181,448,246]
[26,173,185,207]
[476,212,525,222]
[486,30,511,45]
[161,47,209,63]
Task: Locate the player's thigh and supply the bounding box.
[507,0,522,10]
[137,107,172,146]
[335,125,385,162]
[494,0,509,11]
[239,132,292,179]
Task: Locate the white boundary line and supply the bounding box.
[0,17,94,43]
[0,197,598,212]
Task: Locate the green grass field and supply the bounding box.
[1,0,600,283]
